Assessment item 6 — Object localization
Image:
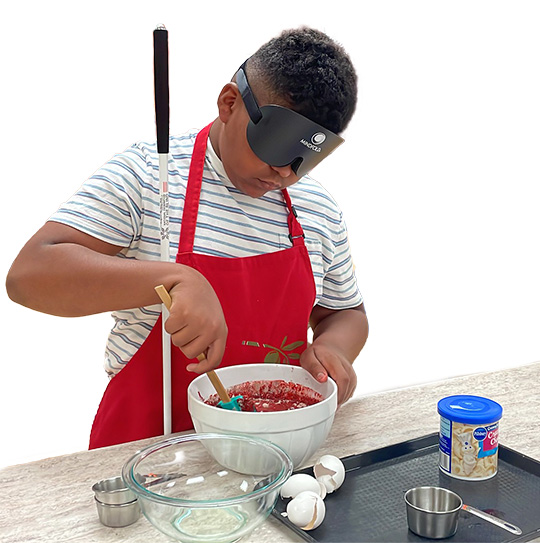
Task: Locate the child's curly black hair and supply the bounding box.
[248,27,358,134]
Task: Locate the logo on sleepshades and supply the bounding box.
[312,132,326,145]
[300,133,324,153]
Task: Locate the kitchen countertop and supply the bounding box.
[1,361,539,543]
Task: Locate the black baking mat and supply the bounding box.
[272,433,540,543]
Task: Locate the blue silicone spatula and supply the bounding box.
[203,363,243,411]
[154,285,242,411]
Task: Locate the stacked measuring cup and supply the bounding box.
[92,476,140,527]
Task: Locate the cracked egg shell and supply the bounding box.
[286,490,326,530]
[280,473,327,500]
[313,454,345,493]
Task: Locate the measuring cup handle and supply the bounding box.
[462,504,522,536]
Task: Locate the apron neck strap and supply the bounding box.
[281,188,306,247]
[178,123,212,253]
[179,123,306,253]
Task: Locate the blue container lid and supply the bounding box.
[437,395,502,424]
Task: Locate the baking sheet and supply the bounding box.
[272,433,540,542]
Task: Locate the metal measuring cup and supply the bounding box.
[92,476,141,527]
[404,486,521,539]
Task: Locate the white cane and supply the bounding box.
[153,25,171,436]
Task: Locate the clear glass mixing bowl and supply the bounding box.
[122,433,293,543]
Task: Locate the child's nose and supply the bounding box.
[270,164,294,178]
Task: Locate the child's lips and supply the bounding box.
[257,178,281,190]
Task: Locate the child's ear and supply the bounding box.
[216,83,241,123]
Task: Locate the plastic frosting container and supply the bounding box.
[437,395,503,480]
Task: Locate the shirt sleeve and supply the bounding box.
[318,214,364,310]
[48,144,150,247]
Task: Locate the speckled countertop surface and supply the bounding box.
[1,361,539,543]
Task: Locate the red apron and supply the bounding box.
[89,123,316,449]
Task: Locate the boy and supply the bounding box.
[6,27,368,448]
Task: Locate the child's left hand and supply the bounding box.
[300,342,357,406]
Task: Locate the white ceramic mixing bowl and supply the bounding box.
[187,364,337,468]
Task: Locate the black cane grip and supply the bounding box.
[153,27,169,154]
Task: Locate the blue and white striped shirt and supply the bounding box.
[50,128,362,376]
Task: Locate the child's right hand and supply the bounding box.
[164,268,228,373]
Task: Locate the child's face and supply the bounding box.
[218,85,301,198]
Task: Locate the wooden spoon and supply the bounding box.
[154,285,240,408]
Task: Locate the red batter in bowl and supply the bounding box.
[203,379,324,412]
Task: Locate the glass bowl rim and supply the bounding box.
[121,433,293,508]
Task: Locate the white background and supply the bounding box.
[1,1,539,468]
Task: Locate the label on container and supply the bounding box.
[477,422,499,458]
[438,418,499,480]
[439,416,452,473]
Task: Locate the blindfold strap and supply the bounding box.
[236,65,262,123]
